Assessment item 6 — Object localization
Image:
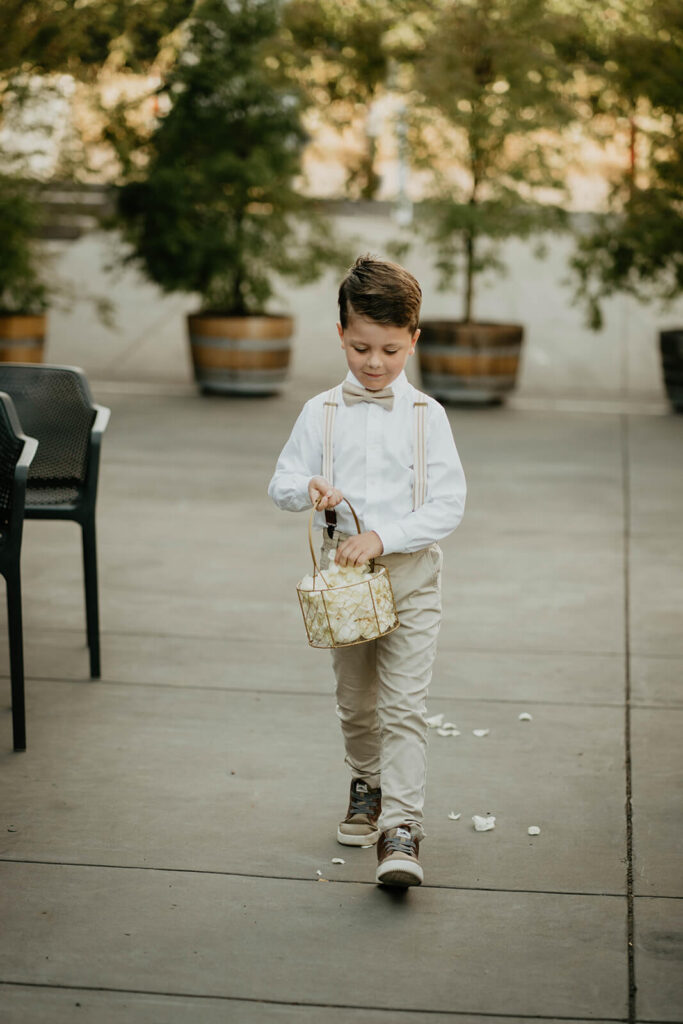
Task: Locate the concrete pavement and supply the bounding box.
[0,376,681,1022]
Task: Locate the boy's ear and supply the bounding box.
[336,321,345,347]
[410,327,421,354]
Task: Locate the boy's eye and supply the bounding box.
[385,349,398,355]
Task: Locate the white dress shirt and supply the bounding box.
[268,370,466,554]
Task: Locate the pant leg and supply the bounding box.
[332,639,381,789]
[374,544,443,841]
[323,531,443,827]
[322,529,382,788]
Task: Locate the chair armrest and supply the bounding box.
[82,405,110,508]
[16,435,38,476]
[8,434,38,541]
[92,405,111,439]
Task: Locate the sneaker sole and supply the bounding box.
[376,860,424,887]
[337,827,380,846]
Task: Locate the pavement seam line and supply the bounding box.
[0,858,629,898]
[8,623,641,656]
[0,980,630,1021]
[621,413,636,1024]
[2,674,630,708]
[7,670,682,711]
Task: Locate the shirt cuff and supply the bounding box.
[289,474,315,510]
[375,521,408,556]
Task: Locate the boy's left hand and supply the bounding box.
[335,531,384,567]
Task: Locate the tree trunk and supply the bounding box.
[465,144,480,324]
[231,207,247,315]
[358,133,380,200]
[464,228,475,323]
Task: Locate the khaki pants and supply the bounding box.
[321,531,443,841]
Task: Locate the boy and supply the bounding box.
[268,256,466,887]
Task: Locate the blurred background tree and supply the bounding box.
[282,0,428,200]
[565,0,683,329]
[0,0,192,81]
[0,0,191,314]
[116,0,340,316]
[402,0,584,324]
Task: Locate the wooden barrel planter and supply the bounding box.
[418,320,524,405]
[660,328,683,413]
[0,314,46,363]
[187,313,293,395]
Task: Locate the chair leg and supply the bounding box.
[5,567,26,751]
[82,517,101,679]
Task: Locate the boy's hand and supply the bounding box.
[309,476,343,510]
[335,531,384,567]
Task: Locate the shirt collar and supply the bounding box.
[345,369,409,397]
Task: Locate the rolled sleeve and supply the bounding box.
[375,520,409,556]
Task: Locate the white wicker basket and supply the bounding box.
[297,498,399,649]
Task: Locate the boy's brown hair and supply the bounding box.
[338,255,422,335]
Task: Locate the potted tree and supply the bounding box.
[0,175,49,361]
[116,0,339,396]
[0,0,192,362]
[567,0,683,411]
[400,0,579,404]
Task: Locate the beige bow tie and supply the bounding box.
[341,381,394,411]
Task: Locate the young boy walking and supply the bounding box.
[268,256,466,887]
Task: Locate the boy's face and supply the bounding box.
[337,315,419,391]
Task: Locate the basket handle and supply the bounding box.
[308,496,362,578]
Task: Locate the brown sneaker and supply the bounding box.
[337,778,382,846]
[376,825,423,886]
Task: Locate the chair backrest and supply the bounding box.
[0,392,35,530]
[0,366,96,494]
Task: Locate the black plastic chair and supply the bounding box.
[0,365,110,680]
[0,392,38,750]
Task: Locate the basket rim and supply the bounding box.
[296,563,388,593]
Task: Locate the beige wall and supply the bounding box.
[44,211,681,401]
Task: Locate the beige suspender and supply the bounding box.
[322,387,340,485]
[412,399,428,511]
[322,386,428,509]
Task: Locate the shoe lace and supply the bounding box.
[383,834,416,856]
[350,785,381,816]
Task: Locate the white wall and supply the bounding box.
[44,210,681,400]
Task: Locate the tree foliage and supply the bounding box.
[0,0,193,80]
[0,0,191,313]
[0,175,48,313]
[282,0,425,199]
[116,0,341,315]
[407,0,582,322]
[567,0,683,328]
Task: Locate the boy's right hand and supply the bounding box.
[309,476,343,510]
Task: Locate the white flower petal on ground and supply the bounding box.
[436,726,461,737]
[443,721,458,730]
[316,869,323,876]
[331,858,346,864]
[527,826,541,835]
[473,729,490,737]
[448,812,461,821]
[518,712,533,721]
[425,713,445,728]
[472,814,496,832]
